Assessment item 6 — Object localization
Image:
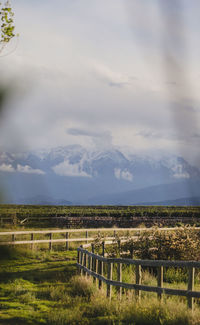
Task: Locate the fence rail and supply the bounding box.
[77,244,200,310]
[0,227,199,250]
[0,227,141,248]
[1,226,192,236]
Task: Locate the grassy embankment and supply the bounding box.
[1,244,200,325]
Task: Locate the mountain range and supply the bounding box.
[0,145,199,205]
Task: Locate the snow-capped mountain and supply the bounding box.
[0,145,199,205]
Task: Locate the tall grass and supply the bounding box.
[46,276,200,325]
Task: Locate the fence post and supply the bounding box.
[95,258,98,287]
[157,266,163,301]
[99,259,103,289]
[92,255,95,281]
[135,264,141,301]
[107,262,113,300]
[102,241,105,279]
[102,241,105,257]
[80,247,83,276]
[99,241,105,289]
[83,252,86,275]
[49,233,52,251]
[113,230,116,238]
[118,240,121,257]
[130,247,134,259]
[92,256,97,284]
[77,249,80,274]
[12,234,15,242]
[91,244,95,281]
[85,253,89,278]
[86,231,88,244]
[66,232,69,250]
[88,254,91,277]
[188,267,195,310]
[117,263,122,299]
[31,233,34,250]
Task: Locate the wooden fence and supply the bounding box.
[0,227,144,249]
[1,227,197,249]
[0,227,199,250]
[77,243,200,310]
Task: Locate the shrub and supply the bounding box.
[70,276,96,301]
[84,292,116,318]
[120,227,200,261]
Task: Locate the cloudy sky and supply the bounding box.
[0,0,200,164]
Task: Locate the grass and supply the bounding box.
[1,245,200,324]
[0,246,77,324]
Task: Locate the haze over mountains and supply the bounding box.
[0,145,200,205]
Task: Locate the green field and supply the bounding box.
[1,204,200,229]
[1,244,200,325]
[1,204,200,217]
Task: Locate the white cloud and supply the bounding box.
[114,168,133,182]
[16,164,45,175]
[67,128,113,150]
[171,164,190,179]
[173,172,190,179]
[0,163,15,172]
[93,62,131,88]
[52,160,91,177]
[0,163,45,174]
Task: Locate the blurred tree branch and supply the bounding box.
[0,1,17,115]
[0,0,16,54]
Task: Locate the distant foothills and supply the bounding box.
[0,145,200,206]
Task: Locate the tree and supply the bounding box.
[0,0,16,112]
[0,0,15,53]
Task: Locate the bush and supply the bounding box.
[120,227,200,261]
[70,276,96,301]
[84,292,116,318]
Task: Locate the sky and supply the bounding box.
[0,0,200,165]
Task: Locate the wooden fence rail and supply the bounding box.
[0,227,200,250]
[0,227,183,248]
[0,227,142,249]
[77,244,200,310]
[1,226,191,236]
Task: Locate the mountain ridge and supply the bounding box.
[0,145,199,205]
